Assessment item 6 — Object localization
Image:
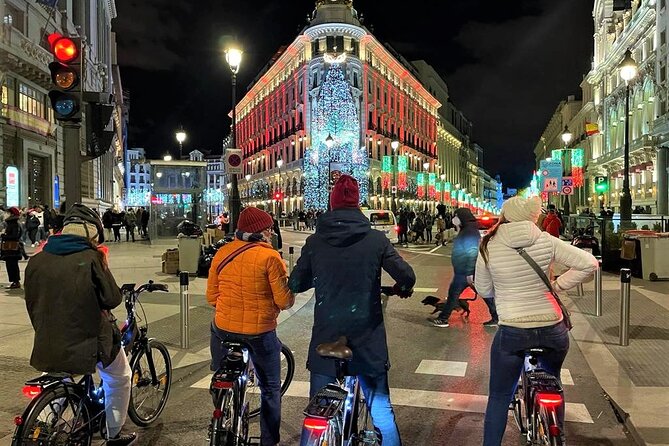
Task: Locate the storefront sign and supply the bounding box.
[53,175,60,210]
[6,166,19,207]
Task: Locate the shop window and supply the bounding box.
[19,83,45,118]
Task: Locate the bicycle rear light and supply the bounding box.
[537,392,563,408]
[303,417,328,432]
[14,416,23,426]
[212,409,223,419]
[549,424,561,437]
[211,381,234,390]
[22,385,42,399]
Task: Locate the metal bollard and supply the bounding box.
[619,268,632,346]
[576,283,584,296]
[180,271,190,349]
[594,258,602,317]
[288,247,295,274]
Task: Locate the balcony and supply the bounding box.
[0,25,52,89]
[1,104,54,137]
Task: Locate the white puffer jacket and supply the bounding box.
[475,221,598,328]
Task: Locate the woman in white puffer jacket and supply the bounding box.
[475,196,598,445]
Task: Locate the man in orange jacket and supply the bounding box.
[207,206,294,446]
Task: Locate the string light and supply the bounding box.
[397,155,408,190]
[304,63,369,208]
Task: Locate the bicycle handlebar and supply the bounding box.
[381,285,413,298]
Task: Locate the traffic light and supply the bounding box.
[47,33,82,122]
[594,176,608,194]
[274,191,283,201]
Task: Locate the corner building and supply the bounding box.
[236,0,440,213]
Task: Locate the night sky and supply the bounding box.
[113,0,594,188]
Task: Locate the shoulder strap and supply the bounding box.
[515,247,553,291]
[216,243,261,275]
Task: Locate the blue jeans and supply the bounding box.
[210,324,282,446]
[437,273,469,320]
[483,322,569,446]
[310,372,401,446]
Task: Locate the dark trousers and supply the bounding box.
[210,324,281,446]
[437,273,469,320]
[483,323,569,445]
[483,298,498,322]
[125,226,135,242]
[310,372,401,446]
[112,225,121,242]
[5,257,20,283]
[426,229,432,243]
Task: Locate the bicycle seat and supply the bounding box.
[316,336,353,361]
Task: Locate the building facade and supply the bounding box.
[1,0,124,212]
[235,0,443,214]
[124,147,150,207]
[585,0,668,214]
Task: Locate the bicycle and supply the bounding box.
[12,281,173,445]
[299,286,400,446]
[208,339,295,446]
[509,348,566,446]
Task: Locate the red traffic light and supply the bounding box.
[51,36,79,63]
[274,192,283,201]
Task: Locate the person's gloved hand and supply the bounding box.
[392,283,413,299]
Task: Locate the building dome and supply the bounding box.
[311,0,360,26]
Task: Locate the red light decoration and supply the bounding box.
[572,167,584,187]
[416,185,425,199]
[52,37,78,63]
[381,173,391,191]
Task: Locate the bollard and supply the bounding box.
[619,268,632,346]
[180,271,190,349]
[594,258,602,317]
[288,247,295,274]
[576,283,584,297]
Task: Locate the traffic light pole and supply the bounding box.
[63,124,82,208]
[229,73,241,231]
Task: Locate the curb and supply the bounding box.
[603,391,646,446]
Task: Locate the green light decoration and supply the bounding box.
[552,149,562,160]
[382,156,392,172]
[444,182,451,192]
[571,148,584,167]
[416,173,425,184]
[397,156,408,172]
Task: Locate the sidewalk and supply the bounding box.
[564,272,669,446]
[0,238,313,442]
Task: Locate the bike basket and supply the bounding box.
[304,384,348,419]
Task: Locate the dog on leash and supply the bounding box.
[421,285,479,319]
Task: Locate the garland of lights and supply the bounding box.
[397,155,408,190]
[416,173,425,198]
[303,61,368,209]
[428,173,436,199]
[382,156,392,191]
[571,148,584,187]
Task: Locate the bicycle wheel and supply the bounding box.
[248,344,295,418]
[14,385,92,446]
[128,339,172,426]
[299,418,342,446]
[511,378,526,434]
[352,393,380,445]
[209,389,235,446]
[534,402,565,446]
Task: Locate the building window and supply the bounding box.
[19,83,45,118]
[661,31,667,47]
[4,3,24,34]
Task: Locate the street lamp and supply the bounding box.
[423,162,430,211]
[561,125,573,214]
[276,158,284,216]
[619,49,638,222]
[175,127,187,160]
[325,133,334,148]
[225,44,243,230]
[391,137,400,213]
[245,174,251,205]
[561,125,572,146]
[163,155,172,162]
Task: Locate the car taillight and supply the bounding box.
[537,392,563,408]
[22,385,42,399]
[212,381,234,390]
[395,226,400,233]
[303,417,328,432]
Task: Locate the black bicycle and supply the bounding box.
[510,348,566,446]
[12,281,172,445]
[208,339,295,446]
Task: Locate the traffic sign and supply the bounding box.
[562,186,574,195]
[594,176,608,193]
[561,177,574,188]
[225,149,243,174]
[543,178,559,192]
[391,186,397,194]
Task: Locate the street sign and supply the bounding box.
[225,149,243,174]
[561,176,574,195]
[594,176,608,193]
[391,186,397,194]
[539,159,562,192]
[562,186,574,195]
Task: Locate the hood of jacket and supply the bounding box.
[494,221,544,249]
[454,208,478,229]
[316,208,371,248]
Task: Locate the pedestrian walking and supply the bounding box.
[102,208,114,242]
[141,208,150,238]
[124,209,137,242]
[425,214,434,243]
[26,210,40,246]
[542,204,562,238]
[1,207,23,288]
[432,208,481,327]
[476,196,598,445]
[111,209,123,242]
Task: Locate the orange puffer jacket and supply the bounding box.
[206,239,294,335]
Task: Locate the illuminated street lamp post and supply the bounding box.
[391,137,400,213]
[245,174,251,205]
[225,44,243,231]
[619,49,638,223]
[561,125,573,214]
[175,127,186,159]
[423,161,430,211]
[276,158,284,216]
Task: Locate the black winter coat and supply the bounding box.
[289,208,416,376]
[25,240,123,374]
[451,208,481,276]
[1,216,22,259]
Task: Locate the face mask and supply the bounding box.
[452,216,461,230]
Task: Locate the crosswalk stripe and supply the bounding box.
[415,360,468,377]
[561,369,574,386]
[190,379,593,423]
[413,287,439,293]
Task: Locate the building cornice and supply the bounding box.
[304,23,367,40]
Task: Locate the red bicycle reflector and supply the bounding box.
[303,417,328,431]
[22,385,42,399]
[537,392,563,407]
[212,409,223,419]
[14,416,23,426]
[53,38,78,63]
[212,381,233,390]
[549,424,561,437]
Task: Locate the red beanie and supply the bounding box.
[8,207,20,216]
[237,207,274,234]
[330,174,360,210]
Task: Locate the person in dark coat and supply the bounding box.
[269,212,283,251]
[2,207,23,288]
[102,208,114,242]
[24,204,137,445]
[433,207,482,327]
[398,210,409,245]
[289,175,416,446]
[141,208,150,238]
[111,209,123,242]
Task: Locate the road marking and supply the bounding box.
[561,369,574,386]
[413,287,439,293]
[429,245,442,253]
[415,360,468,377]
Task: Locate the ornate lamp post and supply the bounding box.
[619,49,638,222]
[391,137,400,213]
[561,125,573,214]
[225,44,243,230]
[175,127,186,159]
